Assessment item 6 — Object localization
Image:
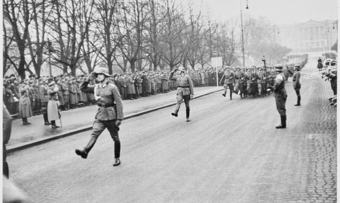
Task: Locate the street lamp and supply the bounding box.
[240,0,249,68]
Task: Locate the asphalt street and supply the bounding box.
[8,61,336,203]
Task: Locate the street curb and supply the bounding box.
[7,88,223,153]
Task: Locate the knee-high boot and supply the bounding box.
[114,141,121,159]
[186,107,190,119]
[75,137,97,159]
[172,103,180,117]
[276,115,286,129]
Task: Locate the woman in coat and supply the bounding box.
[18,89,32,125]
[47,82,61,129]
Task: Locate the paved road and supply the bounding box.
[8,60,336,202]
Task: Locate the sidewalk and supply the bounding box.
[7,86,223,152]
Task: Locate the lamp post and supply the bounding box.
[240,0,248,68]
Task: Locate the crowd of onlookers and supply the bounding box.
[3,68,222,119]
[319,58,337,107]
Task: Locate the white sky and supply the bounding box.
[181,0,338,25]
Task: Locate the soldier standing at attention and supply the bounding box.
[273,66,287,129]
[292,65,301,106]
[169,66,194,122]
[75,66,124,167]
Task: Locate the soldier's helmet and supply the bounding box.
[275,65,283,72]
[93,66,110,77]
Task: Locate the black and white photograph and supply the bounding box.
[2,0,338,202]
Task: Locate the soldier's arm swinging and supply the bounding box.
[169,68,178,81]
[188,76,194,96]
[110,84,124,122]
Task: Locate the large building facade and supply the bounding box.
[278,20,338,54]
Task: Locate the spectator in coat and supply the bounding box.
[47,81,61,129]
[18,89,32,125]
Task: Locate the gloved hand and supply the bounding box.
[115,120,122,127]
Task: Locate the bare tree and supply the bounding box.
[144,0,164,71]
[116,0,148,73]
[26,0,52,77]
[47,0,95,75]
[158,0,187,71]
[3,0,33,79]
[92,0,121,74]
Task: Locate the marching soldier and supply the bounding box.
[169,66,194,122]
[220,68,235,100]
[75,66,123,167]
[292,65,301,106]
[273,66,287,129]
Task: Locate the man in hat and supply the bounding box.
[273,65,287,129]
[75,66,123,167]
[169,66,194,122]
[292,65,301,106]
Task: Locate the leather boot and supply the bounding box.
[186,107,190,122]
[113,158,121,167]
[75,137,97,159]
[295,96,301,106]
[276,115,286,129]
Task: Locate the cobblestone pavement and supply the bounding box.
[303,76,337,203]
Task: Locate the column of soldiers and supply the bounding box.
[218,66,277,100]
[320,59,337,107]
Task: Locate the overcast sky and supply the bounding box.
[181,0,338,25]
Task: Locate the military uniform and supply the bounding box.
[39,82,50,125]
[75,67,123,167]
[292,66,301,106]
[273,66,287,129]
[169,67,194,122]
[221,70,235,100]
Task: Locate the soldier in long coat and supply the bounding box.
[69,80,78,108]
[75,67,123,167]
[273,66,287,129]
[292,65,301,106]
[169,67,194,122]
[62,79,70,110]
[18,88,32,125]
[39,81,50,125]
[56,79,65,110]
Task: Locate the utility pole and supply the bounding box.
[240,0,247,68]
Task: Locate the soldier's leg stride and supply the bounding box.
[276,115,286,129]
[171,103,180,117]
[75,137,97,159]
[294,89,301,106]
[172,93,183,117]
[184,95,190,122]
[75,120,104,159]
[106,121,121,167]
